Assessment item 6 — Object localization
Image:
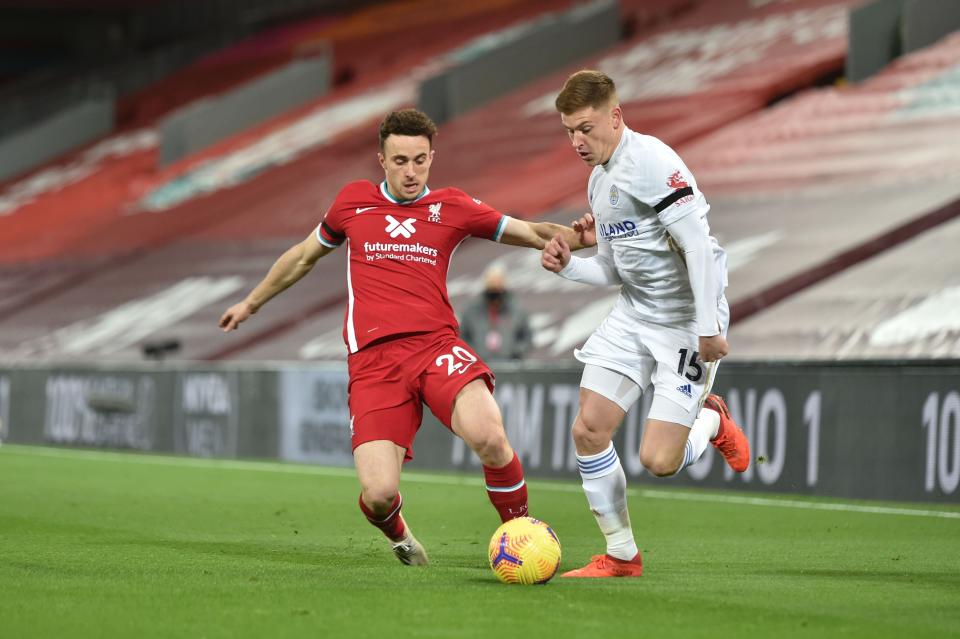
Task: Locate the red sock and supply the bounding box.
[483,453,528,522]
[358,493,407,542]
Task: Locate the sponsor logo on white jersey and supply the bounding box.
[385,215,417,238]
[666,170,694,207]
[667,170,689,189]
[598,219,640,239]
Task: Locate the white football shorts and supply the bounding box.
[575,298,729,427]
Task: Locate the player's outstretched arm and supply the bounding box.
[219,231,334,332]
[499,217,596,251]
[541,233,621,287]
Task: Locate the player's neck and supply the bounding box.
[601,126,627,168]
[382,180,429,204]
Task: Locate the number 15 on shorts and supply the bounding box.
[436,345,477,376]
[677,348,703,382]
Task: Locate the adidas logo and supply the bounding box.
[676,383,692,398]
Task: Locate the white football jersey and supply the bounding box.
[587,127,728,327]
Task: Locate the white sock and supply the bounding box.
[679,407,720,471]
[576,443,638,561]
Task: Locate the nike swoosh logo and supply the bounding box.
[356,207,376,214]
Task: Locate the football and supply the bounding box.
[488,516,561,584]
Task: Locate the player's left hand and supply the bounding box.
[572,212,597,248]
[699,334,728,362]
[219,301,257,332]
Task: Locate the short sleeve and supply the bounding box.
[316,191,348,248]
[460,193,508,242]
[620,138,707,227]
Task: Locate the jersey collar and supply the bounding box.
[380,181,431,205]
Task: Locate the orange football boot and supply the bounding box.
[561,553,643,578]
[704,394,750,473]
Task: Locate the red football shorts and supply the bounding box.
[346,329,494,461]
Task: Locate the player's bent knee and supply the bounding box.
[360,485,400,514]
[572,414,615,450]
[640,449,682,477]
[466,427,510,464]
[643,459,681,477]
[570,419,597,448]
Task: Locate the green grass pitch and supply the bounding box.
[2,444,959,638]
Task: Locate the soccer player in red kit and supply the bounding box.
[220,109,591,566]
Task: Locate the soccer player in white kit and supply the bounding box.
[541,70,751,578]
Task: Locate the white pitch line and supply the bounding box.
[4,445,960,520]
[3,444,364,479]
[636,489,960,520]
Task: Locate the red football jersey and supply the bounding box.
[316,180,508,353]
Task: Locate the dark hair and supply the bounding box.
[555,70,618,114]
[379,109,438,149]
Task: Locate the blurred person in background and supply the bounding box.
[460,265,533,362]
[542,70,751,579]
[220,108,592,568]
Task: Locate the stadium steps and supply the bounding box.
[0,0,614,360]
[0,0,582,265]
[727,211,960,360]
[7,0,941,362]
[198,19,960,362]
[688,30,960,349]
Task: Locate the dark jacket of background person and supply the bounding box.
[460,286,533,362]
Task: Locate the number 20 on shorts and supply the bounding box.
[436,346,477,376]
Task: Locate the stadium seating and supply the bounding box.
[716,35,960,358]
[0,0,582,263]
[1,0,958,363]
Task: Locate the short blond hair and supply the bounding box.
[554,70,618,114]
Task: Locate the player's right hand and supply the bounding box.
[542,236,571,273]
[219,301,256,332]
[573,212,597,247]
[699,334,729,362]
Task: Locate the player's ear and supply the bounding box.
[378,152,386,169]
[429,149,436,162]
[611,105,623,130]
